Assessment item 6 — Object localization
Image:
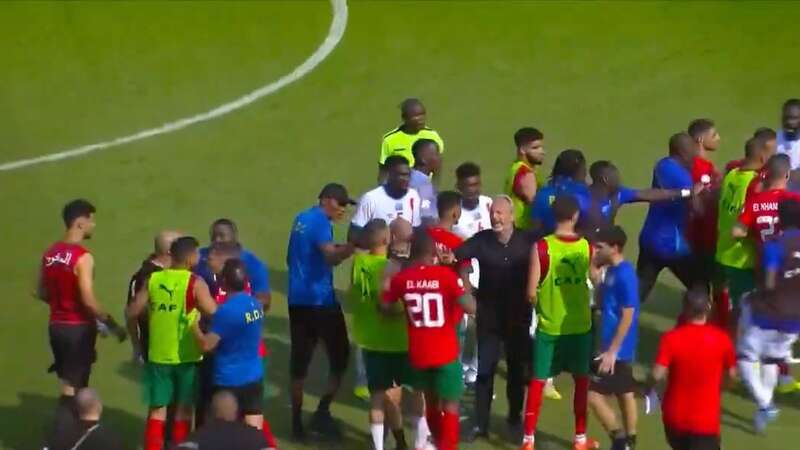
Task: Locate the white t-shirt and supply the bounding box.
[351,185,422,228]
[453,195,493,288]
[777,129,800,170]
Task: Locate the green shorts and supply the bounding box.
[412,360,463,401]
[720,265,754,308]
[532,331,592,379]
[143,362,198,407]
[363,350,416,392]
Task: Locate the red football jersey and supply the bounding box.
[383,264,465,369]
[656,324,735,435]
[688,157,720,253]
[42,242,91,324]
[213,278,268,357]
[427,226,464,253]
[739,189,800,252]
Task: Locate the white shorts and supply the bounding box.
[738,322,799,362]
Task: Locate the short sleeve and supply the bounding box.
[245,253,271,295]
[410,191,422,227]
[655,160,692,190]
[762,240,784,271]
[308,215,332,250]
[738,198,756,229]
[654,333,673,368]
[351,195,373,228]
[618,186,639,205]
[536,239,550,281]
[382,273,402,304]
[209,305,231,339]
[722,334,736,370]
[618,266,640,309]
[448,269,466,299]
[513,165,532,198]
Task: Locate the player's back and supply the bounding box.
[391,264,464,368]
[659,324,734,433]
[42,241,90,324]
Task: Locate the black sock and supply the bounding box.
[392,428,407,449]
[609,429,624,440]
[317,394,334,413]
[627,434,637,449]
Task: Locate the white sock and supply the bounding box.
[523,434,535,444]
[575,433,587,444]
[761,363,779,408]
[370,423,384,450]
[739,360,769,408]
[356,348,368,387]
[413,416,430,448]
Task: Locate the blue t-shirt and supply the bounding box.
[585,186,639,231]
[758,231,800,332]
[599,261,640,362]
[287,206,336,307]
[530,177,591,234]
[196,248,271,295]
[210,292,264,386]
[639,157,692,259]
[409,169,437,219]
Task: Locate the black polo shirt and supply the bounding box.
[455,228,537,336]
[49,420,123,450]
[176,420,268,450]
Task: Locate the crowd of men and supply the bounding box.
[36,97,800,450]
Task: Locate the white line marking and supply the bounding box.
[0,0,348,172]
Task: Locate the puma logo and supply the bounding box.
[560,257,579,274]
[159,284,175,297]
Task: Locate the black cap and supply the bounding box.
[318,183,356,205]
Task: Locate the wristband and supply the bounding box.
[680,189,691,198]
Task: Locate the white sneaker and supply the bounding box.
[465,368,478,385]
[754,406,779,434]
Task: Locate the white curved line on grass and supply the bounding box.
[0,0,348,172]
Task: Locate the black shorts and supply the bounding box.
[664,426,720,450]
[589,361,636,395]
[289,305,350,380]
[637,249,699,302]
[48,323,97,388]
[215,382,264,415]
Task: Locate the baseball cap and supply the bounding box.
[318,183,356,205]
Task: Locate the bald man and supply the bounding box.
[48,388,123,450]
[178,391,269,450]
[126,230,181,363]
[455,196,537,440]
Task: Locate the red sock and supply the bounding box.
[262,419,277,448]
[712,289,730,329]
[779,361,791,377]
[426,403,442,442]
[523,379,545,437]
[172,419,191,444]
[573,375,589,436]
[439,410,459,450]
[144,418,165,450]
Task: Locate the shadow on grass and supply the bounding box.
[0,392,140,450]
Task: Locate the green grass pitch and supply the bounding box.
[1,1,799,449]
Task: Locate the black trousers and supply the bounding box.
[475,329,530,431]
[637,249,699,303]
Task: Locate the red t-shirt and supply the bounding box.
[655,323,735,435]
[739,188,800,253]
[42,241,91,324]
[383,264,465,369]
[688,157,720,253]
[427,226,469,269]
